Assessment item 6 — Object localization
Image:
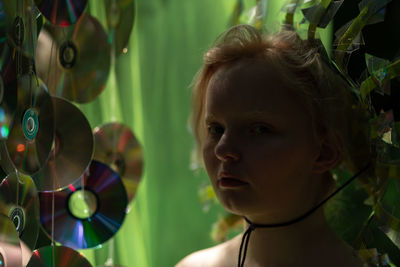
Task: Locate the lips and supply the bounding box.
[219,178,248,188]
[218,172,248,188]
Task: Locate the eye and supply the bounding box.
[250,124,271,135]
[206,123,224,137]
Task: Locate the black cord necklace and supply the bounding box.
[238,162,372,267]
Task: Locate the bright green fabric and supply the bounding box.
[76,1,332,266]
[78,1,234,266]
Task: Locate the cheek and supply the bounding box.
[246,138,315,183]
[202,143,218,178]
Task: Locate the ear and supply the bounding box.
[312,132,343,174]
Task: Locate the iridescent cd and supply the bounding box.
[1,44,35,139]
[27,245,92,267]
[105,0,135,55]
[6,74,54,175]
[40,160,127,249]
[1,42,33,77]
[0,172,40,250]
[0,0,6,55]
[35,13,110,103]
[34,0,87,27]
[94,122,143,203]
[33,96,93,192]
[0,214,22,267]
[2,0,39,58]
[0,141,15,178]
[0,55,17,141]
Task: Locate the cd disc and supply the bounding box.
[27,245,92,267]
[0,141,15,179]
[0,214,22,267]
[35,13,111,103]
[0,172,40,250]
[105,0,135,55]
[39,160,127,249]
[0,52,17,141]
[33,96,93,192]
[6,74,54,175]
[0,1,7,57]
[2,0,39,58]
[93,122,143,203]
[34,0,88,27]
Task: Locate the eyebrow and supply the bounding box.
[242,111,275,118]
[204,114,217,123]
[204,110,276,122]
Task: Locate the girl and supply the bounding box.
[177,24,370,267]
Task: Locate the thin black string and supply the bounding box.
[238,223,255,267]
[237,162,372,267]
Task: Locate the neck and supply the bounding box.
[241,208,339,266]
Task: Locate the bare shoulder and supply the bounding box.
[175,236,240,267]
[320,240,365,267]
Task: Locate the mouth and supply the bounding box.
[218,177,248,188]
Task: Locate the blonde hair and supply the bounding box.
[190,25,370,177]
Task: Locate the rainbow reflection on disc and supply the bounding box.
[0,214,22,267]
[105,0,135,55]
[34,0,87,26]
[32,96,93,192]
[35,13,110,103]
[6,74,54,175]
[0,172,39,250]
[0,49,17,141]
[27,245,92,267]
[2,0,39,58]
[39,160,127,249]
[94,122,143,203]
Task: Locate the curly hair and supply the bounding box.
[190,24,370,177]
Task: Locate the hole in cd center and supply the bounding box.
[108,152,126,176]
[68,188,98,220]
[59,41,77,69]
[26,117,35,133]
[13,16,25,46]
[9,207,25,237]
[22,109,39,141]
[63,47,74,63]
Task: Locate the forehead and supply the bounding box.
[205,59,305,119]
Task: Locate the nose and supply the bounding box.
[214,132,240,162]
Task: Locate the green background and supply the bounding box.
[73,0,331,266]
[79,1,236,266]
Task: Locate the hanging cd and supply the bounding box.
[34,0,87,27]
[0,172,40,251]
[0,75,15,141]
[93,122,143,203]
[0,141,15,179]
[0,0,6,55]
[40,160,127,249]
[33,96,93,192]
[1,44,36,141]
[35,13,111,103]
[6,74,54,175]
[2,0,39,58]
[105,0,135,55]
[0,214,22,267]
[0,53,17,141]
[27,245,92,267]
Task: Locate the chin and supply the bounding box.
[217,192,254,216]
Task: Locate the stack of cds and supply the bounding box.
[0,0,140,265]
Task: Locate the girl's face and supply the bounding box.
[202,59,324,223]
